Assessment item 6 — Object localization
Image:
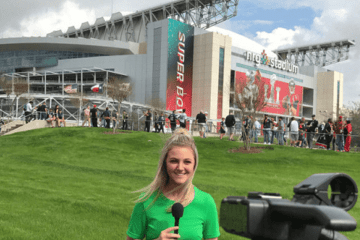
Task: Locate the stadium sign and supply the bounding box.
[246,50,299,74]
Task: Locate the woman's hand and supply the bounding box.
[156,226,180,240]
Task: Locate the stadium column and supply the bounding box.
[45,71,47,95]
[62,71,64,96]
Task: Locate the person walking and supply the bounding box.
[219,117,226,139]
[225,111,236,141]
[290,117,299,147]
[306,114,318,149]
[344,119,352,152]
[278,116,285,145]
[158,112,165,134]
[0,118,5,133]
[334,116,345,152]
[90,105,98,127]
[262,114,272,145]
[58,110,66,127]
[82,106,91,127]
[196,110,206,138]
[168,110,178,133]
[179,109,187,129]
[39,102,47,120]
[325,118,333,150]
[253,118,261,143]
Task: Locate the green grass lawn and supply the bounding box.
[0,127,359,240]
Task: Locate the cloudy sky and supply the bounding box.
[1,0,359,105]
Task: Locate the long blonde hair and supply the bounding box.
[130,128,199,212]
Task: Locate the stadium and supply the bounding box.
[0,0,355,129]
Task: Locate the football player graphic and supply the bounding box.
[238,70,260,111]
[282,79,301,116]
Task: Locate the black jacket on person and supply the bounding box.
[168,113,177,124]
[101,110,111,118]
[90,108,97,118]
[225,114,235,127]
[263,118,272,129]
[196,113,206,124]
[307,119,318,132]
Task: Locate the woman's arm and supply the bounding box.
[206,238,218,240]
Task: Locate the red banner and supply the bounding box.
[235,71,303,116]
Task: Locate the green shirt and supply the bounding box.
[126,186,220,240]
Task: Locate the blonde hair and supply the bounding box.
[130,128,198,213]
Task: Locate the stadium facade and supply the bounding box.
[0,0,354,127]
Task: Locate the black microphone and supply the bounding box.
[171,203,184,235]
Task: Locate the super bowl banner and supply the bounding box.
[166,19,194,117]
[235,71,303,116]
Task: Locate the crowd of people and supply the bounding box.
[23,101,66,128]
[220,112,353,152]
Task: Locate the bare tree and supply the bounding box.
[69,93,89,125]
[234,70,267,151]
[148,98,167,115]
[107,76,132,133]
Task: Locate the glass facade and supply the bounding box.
[0,50,108,73]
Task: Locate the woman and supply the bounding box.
[219,117,226,139]
[315,122,327,149]
[344,120,352,152]
[54,105,60,127]
[298,120,304,147]
[126,128,220,240]
[82,106,91,127]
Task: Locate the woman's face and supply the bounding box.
[166,146,195,187]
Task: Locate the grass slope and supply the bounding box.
[0,127,359,240]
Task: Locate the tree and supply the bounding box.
[234,70,268,151]
[106,76,132,133]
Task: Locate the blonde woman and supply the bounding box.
[82,106,91,127]
[126,128,220,240]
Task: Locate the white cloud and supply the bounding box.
[2,1,97,38]
[252,3,360,104]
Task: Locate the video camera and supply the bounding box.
[220,173,358,240]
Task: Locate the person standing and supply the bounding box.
[290,117,299,147]
[298,120,305,148]
[262,114,272,145]
[25,101,33,123]
[244,115,252,142]
[54,105,60,127]
[334,116,344,152]
[278,116,284,145]
[306,115,318,149]
[196,110,207,139]
[153,112,159,133]
[125,129,220,240]
[158,112,165,134]
[270,118,278,144]
[344,119,352,152]
[325,118,333,150]
[179,109,187,129]
[82,106,91,127]
[90,105,98,127]
[225,111,236,141]
[253,118,261,143]
[219,117,226,139]
[168,110,178,133]
[58,110,66,127]
[101,107,111,128]
[122,111,128,130]
[144,109,152,132]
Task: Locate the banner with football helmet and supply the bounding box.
[235,71,303,117]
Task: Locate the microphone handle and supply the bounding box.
[174,218,179,234]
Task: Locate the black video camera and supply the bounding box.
[220,173,358,240]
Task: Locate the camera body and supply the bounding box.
[220,173,358,240]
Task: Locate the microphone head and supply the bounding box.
[172,203,184,218]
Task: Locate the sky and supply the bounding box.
[1,0,359,106]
